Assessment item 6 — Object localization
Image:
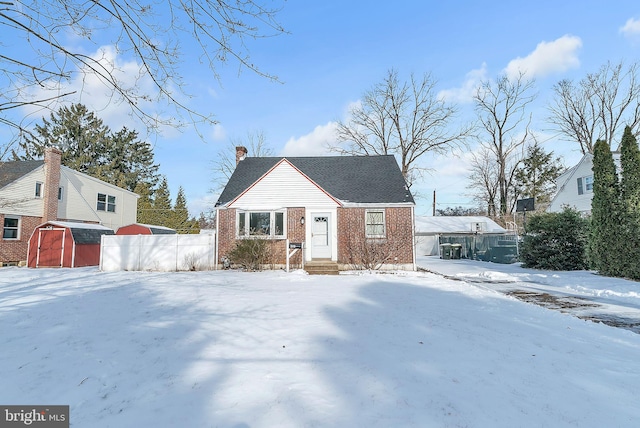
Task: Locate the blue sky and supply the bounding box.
[7,1,640,216]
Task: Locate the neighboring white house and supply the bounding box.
[547,152,621,215]
[1,148,139,264]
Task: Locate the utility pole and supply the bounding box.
[433,190,436,216]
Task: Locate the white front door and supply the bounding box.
[311,213,331,259]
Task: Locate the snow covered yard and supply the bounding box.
[1,266,640,427]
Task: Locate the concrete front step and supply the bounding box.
[304,260,340,275]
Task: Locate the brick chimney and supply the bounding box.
[42,147,62,223]
[235,146,248,166]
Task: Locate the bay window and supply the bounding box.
[237,210,286,238]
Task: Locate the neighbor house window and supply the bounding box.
[58,187,63,201]
[577,175,594,195]
[237,210,286,238]
[365,210,386,238]
[35,182,43,198]
[97,193,116,212]
[3,216,19,240]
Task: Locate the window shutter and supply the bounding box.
[577,177,583,195]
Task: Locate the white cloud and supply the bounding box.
[280,122,338,156]
[211,124,226,141]
[503,35,582,80]
[620,17,640,39]
[20,45,175,137]
[438,64,488,104]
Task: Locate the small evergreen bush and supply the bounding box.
[520,208,589,271]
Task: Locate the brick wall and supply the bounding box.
[42,147,62,223]
[337,207,414,267]
[0,215,41,264]
[217,207,306,267]
[217,208,236,262]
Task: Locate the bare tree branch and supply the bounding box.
[473,72,536,215]
[332,69,472,187]
[211,129,274,192]
[548,60,640,154]
[0,0,286,154]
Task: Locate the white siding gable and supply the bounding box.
[229,160,339,210]
[57,167,138,229]
[0,166,45,217]
[548,154,594,213]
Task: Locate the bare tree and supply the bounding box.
[0,0,286,155]
[473,72,536,216]
[467,147,500,217]
[332,69,472,187]
[211,129,274,191]
[548,60,640,154]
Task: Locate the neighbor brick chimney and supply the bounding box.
[236,146,248,166]
[42,147,62,223]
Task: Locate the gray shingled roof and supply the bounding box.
[44,221,115,244]
[0,160,44,188]
[69,227,115,245]
[216,155,414,206]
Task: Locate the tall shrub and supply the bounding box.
[520,208,589,270]
[589,140,622,276]
[619,126,640,279]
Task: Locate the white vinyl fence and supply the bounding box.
[100,233,216,271]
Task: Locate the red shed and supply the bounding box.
[27,221,115,268]
[116,223,176,235]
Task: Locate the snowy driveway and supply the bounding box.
[417,256,640,333]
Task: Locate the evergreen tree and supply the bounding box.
[15,104,109,174]
[514,143,565,210]
[96,127,160,192]
[15,104,160,192]
[134,182,155,225]
[520,208,589,271]
[172,187,198,234]
[589,140,623,276]
[619,126,640,279]
[152,177,173,227]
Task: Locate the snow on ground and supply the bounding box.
[1,262,640,427]
[418,256,640,320]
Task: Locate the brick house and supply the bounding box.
[0,148,139,265]
[215,147,416,271]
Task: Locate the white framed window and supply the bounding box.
[3,216,20,240]
[58,187,64,201]
[577,175,594,195]
[237,210,286,238]
[35,182,43,198]
[365,209,386,238]
[97,193,116,212]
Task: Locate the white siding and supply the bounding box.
[58,167,138,229]
[548,155,594,214]
[229,160,340,210]
[0,167,45,217]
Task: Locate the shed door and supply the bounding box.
[311,213,331,259]
[37,228,65,267]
